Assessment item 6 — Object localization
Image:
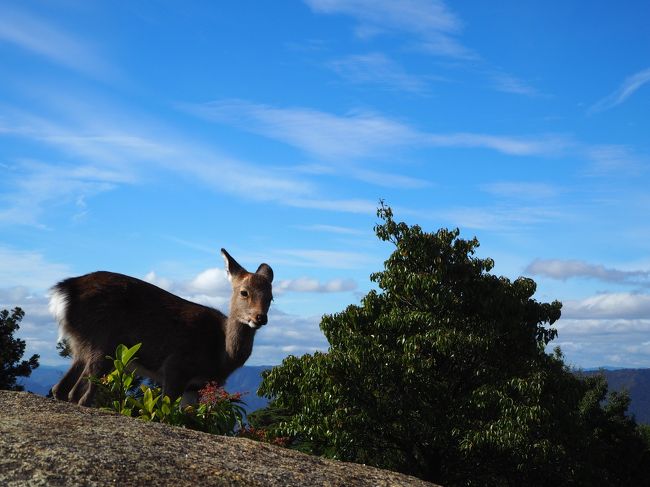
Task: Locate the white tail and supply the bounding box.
[50,249,273,406]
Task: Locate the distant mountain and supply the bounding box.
[579,368,650,424]
[225,365,271,412]
[18,365,64,396]
[582,366,628,372]
[19,364,271,413]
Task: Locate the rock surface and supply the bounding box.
[0,391,438,486]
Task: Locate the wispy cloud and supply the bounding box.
[282,197,378,214]
[296,224,366,236]
[481,182,560,200]
[4,101,394,223]
[305,0,474,59]
[0,246,70,291]
[0,6,114,79]
[584,144,646,176]
[275,249,375,269]
[0,159,128,227]
[590,67,650,112]
[433,205,564,231]
[426,132,571,156]
[489,72,541,97]
[327,52,430,93]
[185,99,574,159]
[276,277,357,293]
[183,99,420,159]
[526,259,650,286]
[351,168,432,189]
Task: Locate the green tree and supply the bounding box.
[259,204,650,486]
[0,307,39,391]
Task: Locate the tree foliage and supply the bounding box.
[0,307,39,391]
[259,204,650,486]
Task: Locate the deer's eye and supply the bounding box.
[240,290,249,298]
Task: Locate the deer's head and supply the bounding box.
[222,248,274,329]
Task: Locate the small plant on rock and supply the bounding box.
[183,382,246,435]
[90,343,244,436]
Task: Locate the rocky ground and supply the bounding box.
[0,391,438,486]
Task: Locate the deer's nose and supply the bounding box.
[255,314,268,326]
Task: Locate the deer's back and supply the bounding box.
[54,271,227,370]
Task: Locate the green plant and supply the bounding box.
[90,343,244,436]
[183,382,246,435]
[129,385,182,424]
[90,343,142,416]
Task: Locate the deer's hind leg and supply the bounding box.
[52,360,85,402]
[69,354,112,407]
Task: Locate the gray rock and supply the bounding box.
[0,391,438,486]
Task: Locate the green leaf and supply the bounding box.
[120,343,142,365]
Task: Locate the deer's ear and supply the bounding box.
[255,263,274,283]
[221,249,245,282]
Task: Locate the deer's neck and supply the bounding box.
[224,317,255,368]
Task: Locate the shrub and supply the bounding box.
[90,343,244,435]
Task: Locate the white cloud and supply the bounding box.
[276,277,357,293]
[249,310,328,364]
[142,269,230,309]
[590,67,650,112]
[187,268,231,295]
[556,318,650,335]
[551,318,650,368]
[327,52,429,93]
[526,259,650,285]
[562,293,650,320]
[0,288,60,366]
[0,6,114,79]
[305,0,474,59]
[142,271,173,291]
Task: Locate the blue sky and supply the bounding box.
[1,0,649,369]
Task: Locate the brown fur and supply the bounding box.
[50,249,273,407]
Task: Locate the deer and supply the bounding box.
[48,249,273,407]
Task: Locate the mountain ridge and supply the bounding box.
[21,364,650,423]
